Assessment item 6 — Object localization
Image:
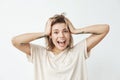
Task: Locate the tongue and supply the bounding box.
[59,42,65,47]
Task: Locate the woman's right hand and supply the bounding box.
[44,18,53,36]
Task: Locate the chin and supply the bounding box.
[57,46,67,51]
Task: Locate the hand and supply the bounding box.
[65,18,75,34]
[44,18,53,36]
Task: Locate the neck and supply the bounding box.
[52,48,63,55]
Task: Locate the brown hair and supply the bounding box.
[45,14,73,50]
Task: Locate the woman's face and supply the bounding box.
[50,23,70,52]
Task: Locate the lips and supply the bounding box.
[57,40,66,47]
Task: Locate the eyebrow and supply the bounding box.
[52,28,68,31]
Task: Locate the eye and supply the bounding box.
[63,30,69,33]
[53,31,58,34]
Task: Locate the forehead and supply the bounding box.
[52,23,68,30]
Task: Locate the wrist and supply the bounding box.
[43,32,49,37]
[73,28,87,34]
[41,32,47,37]
[35,32,47,39]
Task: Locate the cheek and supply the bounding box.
[66,33,70,39]
[65,34,71,43]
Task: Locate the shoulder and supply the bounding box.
[70,39,89,59]
[69,39,86,53]
[73,39,86,48]
[30,43,47,52]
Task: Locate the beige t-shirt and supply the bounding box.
[27,39,90,80]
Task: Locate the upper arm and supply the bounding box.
[12,38,31,55]
[86,25,109,52]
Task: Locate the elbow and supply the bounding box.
[11,37,16,46]
[11,37,18,47]
[104,24,110,33]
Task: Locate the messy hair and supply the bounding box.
[45,13,73,50]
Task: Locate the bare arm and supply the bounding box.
[12,32,46,55]
[75,24,109,52]
[65,18,110,53]
[12,19,52,55]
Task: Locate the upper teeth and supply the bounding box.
[58,40,65,43]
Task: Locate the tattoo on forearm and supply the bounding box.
[35,35,47,39]
[81,31,91,34]
[35,36,43,39]
[77,31,100,35]
[20,43,27,46]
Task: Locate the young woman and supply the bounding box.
[12,14,109,80]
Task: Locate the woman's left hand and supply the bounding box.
[65,18,76,34]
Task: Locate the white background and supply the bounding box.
[0,0,120,80]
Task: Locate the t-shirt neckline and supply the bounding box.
[48,48,69,58]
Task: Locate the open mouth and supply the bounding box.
[57,40,66,47]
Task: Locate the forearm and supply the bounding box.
[12,32,46,44]
[73,24,109,35]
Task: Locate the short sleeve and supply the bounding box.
[26,43,46,63]
[73,39,91,59]
[84,39,91,59]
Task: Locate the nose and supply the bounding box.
[59,32,64,37]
